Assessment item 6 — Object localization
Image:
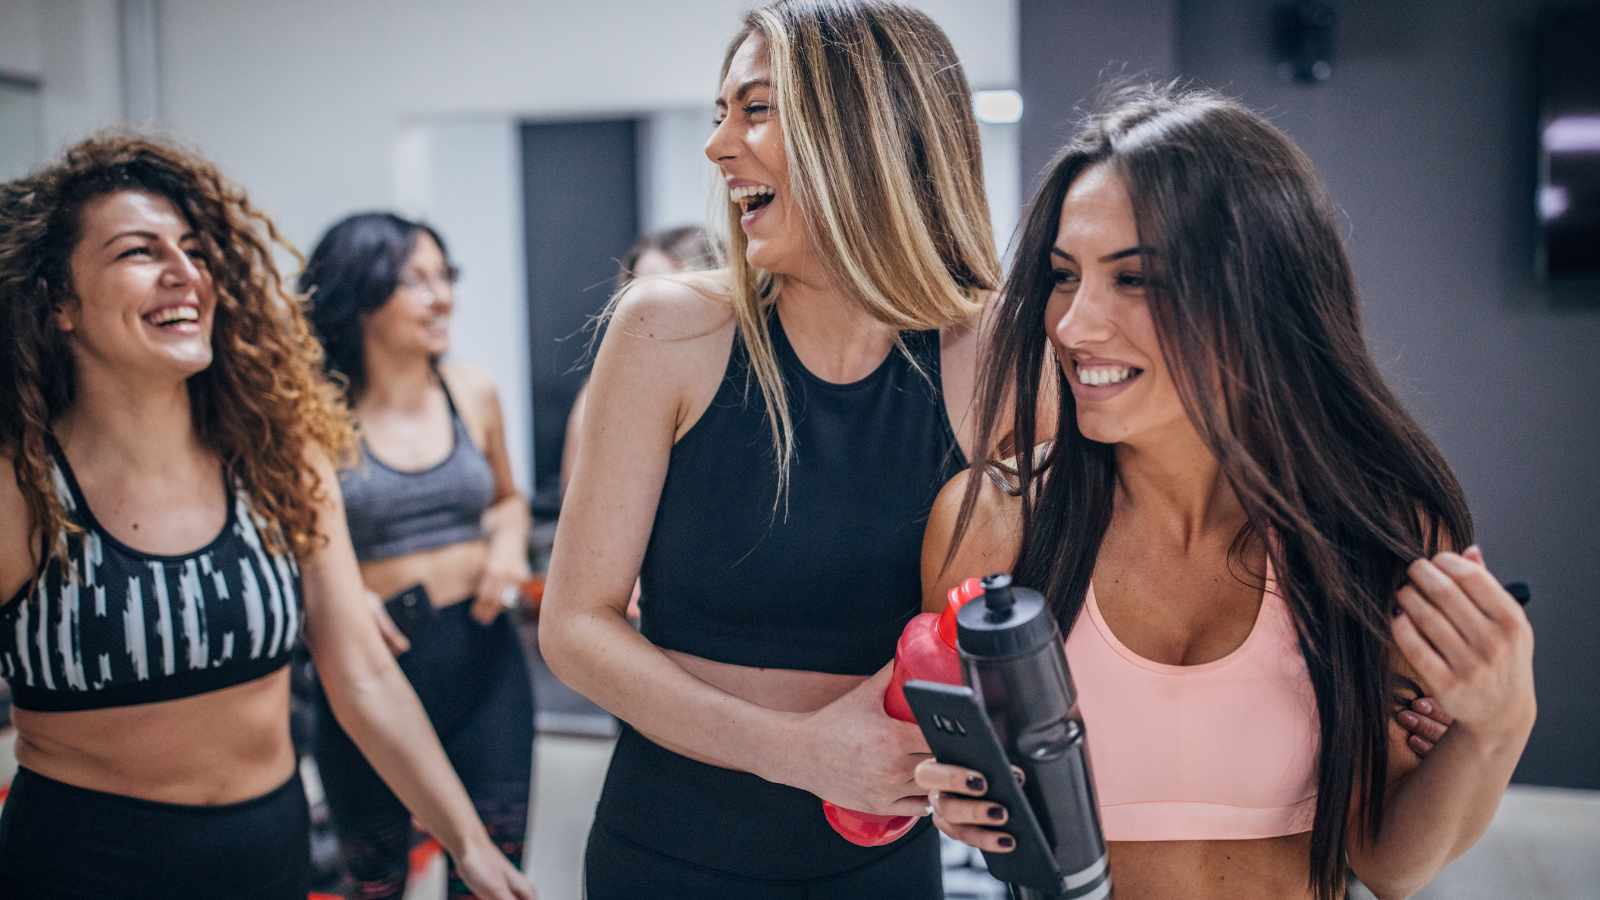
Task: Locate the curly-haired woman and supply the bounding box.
[0,134,535,900]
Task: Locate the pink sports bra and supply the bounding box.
[1066,559,1320,841]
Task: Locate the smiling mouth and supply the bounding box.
[143,307,200,329]
[1074,364,1143,387]
[731,184,775,216]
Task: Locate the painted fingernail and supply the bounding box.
[1415,699,1433,715]
[987,805,1006,821]
[997,835,1015,849]
[1398,711,1419,728]
[966,775,986,792]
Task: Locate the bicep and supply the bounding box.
[920,470,1021,614]
[544,316,698,617]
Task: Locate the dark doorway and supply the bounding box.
[520,119,640,510]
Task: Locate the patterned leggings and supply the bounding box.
[313,599,534,898]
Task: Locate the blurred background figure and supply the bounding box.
[559,224,717,497]
[302,213,536,900]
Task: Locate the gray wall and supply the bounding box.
[1020,0,1600,789]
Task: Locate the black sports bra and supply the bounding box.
[0,439,304,711]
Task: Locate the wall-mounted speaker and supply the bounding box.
[1274,1,1338,84]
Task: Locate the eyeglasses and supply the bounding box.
[397,265,461,297]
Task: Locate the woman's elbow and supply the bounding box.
[1350,853,1439,900]
[537,596,582,681]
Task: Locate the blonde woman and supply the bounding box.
[539,1,997,896]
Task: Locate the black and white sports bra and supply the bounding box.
[0,439,304,712]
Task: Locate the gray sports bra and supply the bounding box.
[340,377,496,562]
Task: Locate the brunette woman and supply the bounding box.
[302,212,536,900]
[917,83,1533,900]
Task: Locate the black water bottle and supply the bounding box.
[958,574,1111,900]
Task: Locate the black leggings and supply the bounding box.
[0,767,309,900]
[313,599,534,899]
[587,723,943,898]
[585,818,944,899]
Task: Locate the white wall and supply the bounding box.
[0,0,121,163]
[0,0,46,78]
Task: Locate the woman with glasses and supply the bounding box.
[301,212,535,900]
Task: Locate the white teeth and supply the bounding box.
[729,184,775,202]
[1076,365,1137,386]
[146,306,199,326]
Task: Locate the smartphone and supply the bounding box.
[383,583,435,642]
[904,680,1068,894]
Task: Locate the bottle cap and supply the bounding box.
[937,577,986,649]
[957,573,1060,659]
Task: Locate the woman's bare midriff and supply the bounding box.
[358,539,488,609]
[1107,833,1317,900]
[664,649,869,714]
[671,654,1320,900]
[11,667,295,806]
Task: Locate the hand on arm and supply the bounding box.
[300,449,534,900]
[1348,545,1536,899]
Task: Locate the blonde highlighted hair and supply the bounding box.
[717,0,1000,500]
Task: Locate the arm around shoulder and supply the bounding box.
[921,467,1023,614]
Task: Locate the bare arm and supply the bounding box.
[540,277,929,816]
[300,449,533,900]
[558,382,588,497]
[920,469,1022,615]
[1347,546,1536,899]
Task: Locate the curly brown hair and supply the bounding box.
[0,132,355,565]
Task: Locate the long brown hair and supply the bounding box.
[954,82,1472,900]
[0,132,355,565]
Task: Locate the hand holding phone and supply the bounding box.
[906,680,1068,893]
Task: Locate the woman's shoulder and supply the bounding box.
[932,462,1026,530]
[609,269,737,343]
[926,461,1026,562]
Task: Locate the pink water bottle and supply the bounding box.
[822,577,985,846]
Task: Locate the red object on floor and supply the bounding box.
[410,836,443,876]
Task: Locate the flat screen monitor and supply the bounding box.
[1538,9,1600,280]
